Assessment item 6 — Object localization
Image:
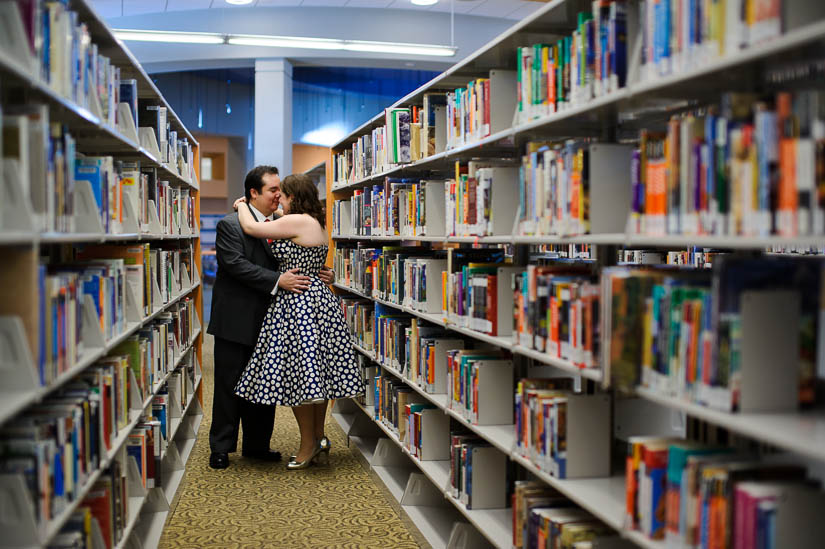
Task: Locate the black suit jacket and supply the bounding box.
[207,207,281,347]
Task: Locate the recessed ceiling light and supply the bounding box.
[411,0,439,5]
[114,29,457,56]
[226,0,254,5]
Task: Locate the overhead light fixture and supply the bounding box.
[411,0,439,5]
[114,29,456,56]
[227,35,343,50]
[113,29,225,44]
[344,40,454,56]
[225,0,254,4]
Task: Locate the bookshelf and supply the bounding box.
[329,0,825,547]
[0,1,203,548]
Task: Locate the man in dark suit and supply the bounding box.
[206,165,333,469]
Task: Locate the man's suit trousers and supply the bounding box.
[209,335,276,454]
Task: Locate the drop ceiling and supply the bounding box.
[90,0,543,21]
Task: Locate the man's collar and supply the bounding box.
[247,202,273,222]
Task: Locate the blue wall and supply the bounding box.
[292,67,438,146]
[151,66,439,156]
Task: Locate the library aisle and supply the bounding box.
[159,334,425,549]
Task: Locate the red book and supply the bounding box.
[486,274,498,335]
[484,79,491,136]
[83,479,114,549]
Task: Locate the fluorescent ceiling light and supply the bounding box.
[345,41,454,56]
[411,0,439,5]
[114,29,225,44]
[114,29,455,57]
[227,35,343,50]
[226,0,254,4]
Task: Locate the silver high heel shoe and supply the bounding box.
[290,437,331,462]
[286,442,322,470]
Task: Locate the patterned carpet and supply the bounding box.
[159,334,426,549]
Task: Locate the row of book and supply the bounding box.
[336,93,825,243]
[354,315,825,546]
[638,0,784,84]
[372,371,510,510]
[446,349,513,426]
[331,95,448,187]
[3,105,76,232]
[1,103,196,235]
[12,2,195,178]
[445,71,514,150]
[16,0,121,127]
[0,346,188,530]
[47,367,194,549]
[40,262,128,383]
[629,90,825,238]
[330,0,802,193]
[49,462,128,549]
[136,102,194,175]
[332,126,388,187]
[37,242,196,387]
[76,155,196,236]
[604,255,824,412]
[116,297,197,402]
[617,249,722,268]
[513,481,617,549]
[625,436,824,547]
[518,141,627,237]
[75,242,196,317]
[449,163,518,237]
[350,305,517,428]
[513,266,601,370]
[338,246,825,413]
[516,2,628,124]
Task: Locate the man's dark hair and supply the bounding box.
[244,165,279,201]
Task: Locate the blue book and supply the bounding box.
[374,376,380,419]
[119,79,138,127]
[126,441,143,477]
[37,265,46,386]
[75,158,105,229]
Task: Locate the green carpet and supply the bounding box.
[159,334,425,549]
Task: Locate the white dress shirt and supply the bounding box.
[247,203,280,295]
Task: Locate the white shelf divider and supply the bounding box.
[116,103,140,145]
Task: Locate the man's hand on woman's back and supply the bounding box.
[279,268,311,294]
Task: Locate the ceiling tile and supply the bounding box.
[426,1,481,15]
[504,2,542,20]
[299,0,350,6]
[467,0,526,19]
[122,0,166,16]
[88,0,123,18]
[344,0,395,7]
[167,0,211,11]
[171,0,210,9]
[255,0,305,6]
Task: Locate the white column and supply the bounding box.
[254,58,293,176]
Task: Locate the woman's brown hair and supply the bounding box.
[280,173,325,228]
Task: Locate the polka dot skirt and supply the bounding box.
[235,240,363,406]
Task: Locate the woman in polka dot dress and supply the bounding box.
[233,174,363,470]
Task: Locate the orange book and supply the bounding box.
[550,295,560,357]
[427,345,435,386]
[778,138,797,236]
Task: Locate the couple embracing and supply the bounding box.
[206,166,362,471]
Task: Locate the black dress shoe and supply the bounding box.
[209,452,229,469]
[242,449,282,462]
